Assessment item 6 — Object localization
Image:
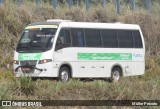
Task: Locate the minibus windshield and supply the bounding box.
[16,26,57,53]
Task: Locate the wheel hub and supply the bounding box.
[61,71,68,81]
[112,71,120,81]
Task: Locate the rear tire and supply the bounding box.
[111,67,122,82]
[59,67,70,82]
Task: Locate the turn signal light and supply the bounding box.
[38,59,52,64]
[13,60,19,65]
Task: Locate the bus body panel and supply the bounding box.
[54,47,144,78]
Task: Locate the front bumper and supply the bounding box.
[13,63,58,77]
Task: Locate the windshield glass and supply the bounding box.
[16,25,57,53]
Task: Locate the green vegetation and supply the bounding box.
[0,0,160,108]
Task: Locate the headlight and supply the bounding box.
[38,59,52,64]
[14,60,19,65]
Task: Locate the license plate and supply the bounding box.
[21,67,34,73]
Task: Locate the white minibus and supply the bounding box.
[13,19,145,82]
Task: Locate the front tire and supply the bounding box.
[111,67,122,82]
[59,67,70,82]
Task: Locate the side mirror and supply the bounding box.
[11,39,15,50]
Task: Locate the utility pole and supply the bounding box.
[146,0,149,13]
[117,0,120,15]
[86,0,89,15]
[132,0,135,13]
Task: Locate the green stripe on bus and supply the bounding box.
[78,53,132,60]
[18,53,42,60]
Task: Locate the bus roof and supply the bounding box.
[28,19,71,26]
[28,19,140,30]
[60,22,140,30]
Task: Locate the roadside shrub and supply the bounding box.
[0,70,13,80]
[0,79,12,100]
[13,77,36,96]
[32,4,56,22]
[60,6,85,22]
[87,6,109,22]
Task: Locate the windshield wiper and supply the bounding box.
[17,46,32,52]
[31,45,45,52]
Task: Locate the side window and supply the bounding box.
[117,30,133,48]
[55,28,71,50]
[65,29,71,46]
[85,29,102,47]
[133,30,143,48]
[101,29,118,48]
[71,28,84,47]
[58,28,71,47]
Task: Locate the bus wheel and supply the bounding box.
[59,67,70,82]
[111,67,121,82]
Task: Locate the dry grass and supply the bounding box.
[0,1,160,108]
[0,70,160,109]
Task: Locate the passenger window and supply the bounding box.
[101,29,118,48]
[133,31,143,48]
[117,30,133,48]
[85,29,102,47]
[71,29,85,47]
